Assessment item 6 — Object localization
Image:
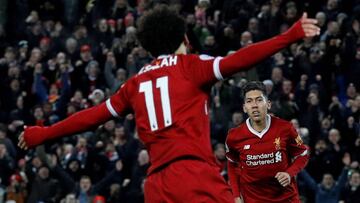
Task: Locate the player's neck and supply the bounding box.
[174,43,187,55]
[250,118,266,132]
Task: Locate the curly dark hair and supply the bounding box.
[242,81,267,99]
[137,5,186,57]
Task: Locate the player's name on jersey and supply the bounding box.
[246,152,282,166]
[139,55,178,75]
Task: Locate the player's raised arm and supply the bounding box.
[18,102,113,150]
[217,13,320,79]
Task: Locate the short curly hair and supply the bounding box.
[137,5,186,57]
[242,81,267,100]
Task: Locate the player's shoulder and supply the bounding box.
[183,54,215,61]
[227,123,247,138]
[271,115,293,129]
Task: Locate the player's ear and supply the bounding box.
[243,104,247,114]
[267,99,271,110]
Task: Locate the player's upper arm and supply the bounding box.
[180,54,223,86]
[106,82,132,117]
[225,131,240,163]
[287,124,308,158]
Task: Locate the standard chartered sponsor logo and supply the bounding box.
[246,152,282,166]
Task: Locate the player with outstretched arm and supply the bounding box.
[19,5,319,203]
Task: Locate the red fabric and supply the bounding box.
[108,54,219,175]
[23,102,112,148]
[225,116,308,202]
[219,19,304,78]
[227,161,241,197]
[144,159,233,203]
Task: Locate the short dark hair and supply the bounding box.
[242,81,267,99]
[137,5,186,57]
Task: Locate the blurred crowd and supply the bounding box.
[0,0,359,203]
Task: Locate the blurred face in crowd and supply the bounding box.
[116,68,127,81]
[290,119,299,129]
[248,17,258,33]
[186,14,196,25]
[204,35,215,47]
[321,118,331,130]
[322,173,334,189]
[38,166,49,179]
[16,96,23,109]
[114,125,125,138]
[110,184,121,196]
[285,2,297,20]
[138,149,149,166]
[4,47,16,61]
[31,156,43,168]
[8,63,20,78]
[65,38,77,53]
[232,112,244,126]
[64,194,77,203]
[315,139,327,153]
[30,48,42,63]
[64,144,74,155]
[10,79,20,92]
[240,31,253,47]
[327,0,338,11]
[355,95,360,107]
[271,67,283,83]
[309,48,322,63]
[349,172,360,188]
[80,177,92,192]
[72,90,83,102]
[308,92,319,106]
[243,90,270,123]
[33,107,44,120]
[115,0,127,8]
[56,52,66,64]
[69,160,80,172]
[0,143,7,158]
[328,129,340,144]
[282,80,292,95]
[327,21,339,36]
[98,19,108,32]
[214,144,226,161]
[77,137,87,148]
[87,64,99,77]
[316,12,326,27]
[346,83,357,98]
[104,120,115,131]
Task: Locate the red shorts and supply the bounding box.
[144,159,233,203]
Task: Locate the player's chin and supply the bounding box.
[250,115,262,122]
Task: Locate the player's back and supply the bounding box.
[120,54,217,174]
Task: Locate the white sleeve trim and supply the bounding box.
[293,149,308,160]
[213,57,224,80]
[106,99,119,117]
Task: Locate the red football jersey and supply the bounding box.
[226,115,308,202]
[106,54,224,174]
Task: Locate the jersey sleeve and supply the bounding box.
[106,81,132,117]
[286,124,309,177]
[218,19,305,79]
[180,54,223,86]
[225,136,241,197]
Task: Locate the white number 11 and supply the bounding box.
[139,76,172,131]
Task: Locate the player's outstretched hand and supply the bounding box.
[275,172,291,187]
[18,129,28,150]
[300,12,321,37]
[18,125,46,150]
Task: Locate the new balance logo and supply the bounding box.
[244,145,250,150]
